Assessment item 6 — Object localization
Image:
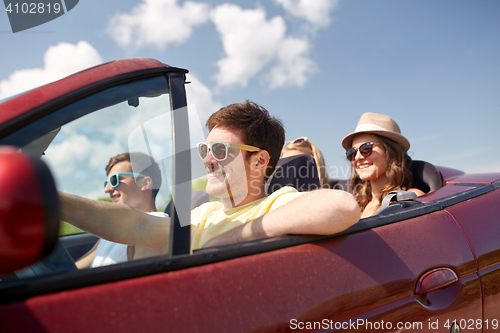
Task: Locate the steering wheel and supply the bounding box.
[10,239,77,279]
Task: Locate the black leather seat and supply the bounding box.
[411,160,443,193]
[265,154,320,195]
[372,160,444,216]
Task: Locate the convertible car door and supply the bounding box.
[445,181,500,333]
[1,203,481,332]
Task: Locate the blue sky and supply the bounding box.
[1,0,500,180]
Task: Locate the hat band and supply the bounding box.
[354,123,399,134]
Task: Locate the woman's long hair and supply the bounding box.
[349,135,414,212]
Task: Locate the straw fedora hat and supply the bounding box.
[341,112,410,152]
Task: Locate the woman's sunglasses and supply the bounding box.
[346,142,378,161]
[104,173,146,188]
[197,142,261,162]
[287,137,308,145]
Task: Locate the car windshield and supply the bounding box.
[0,75,177,280]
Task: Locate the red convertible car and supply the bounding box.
[0,58,499,332]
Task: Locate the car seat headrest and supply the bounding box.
[411,160,443,193]
[265,154,320,195]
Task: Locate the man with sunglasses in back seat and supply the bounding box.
[59,101,360,252]
[75,152,169,268]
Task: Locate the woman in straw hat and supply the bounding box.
[282,137,330,189]
[341,113,424,218]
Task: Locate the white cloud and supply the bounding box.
[210,4,315,89]
[267,37,316,89]
[105,2,329,90]
[185,73,222,123]
[44,132,95,177]
[210,4,285,88]
[275,0,339,29]
[0,41,103,100]
[107,0,209,49]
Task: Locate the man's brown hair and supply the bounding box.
[106,152,162,200]
[206,100,285,179]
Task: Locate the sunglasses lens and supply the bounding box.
[198,143,208,159]
[211,143,227,160]
[359,143,373,158]
[346,148,356,161]
[346,143,374,161]
[110,174,119,187]
[293,138,306,144]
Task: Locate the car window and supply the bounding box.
[0,75,175,281]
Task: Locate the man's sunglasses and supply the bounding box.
[346,142,378,161]
[104,173,146,188]
[197,142,261,162]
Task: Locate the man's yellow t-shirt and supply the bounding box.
[190,186,302,250]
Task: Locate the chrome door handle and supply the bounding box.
[415,267,458,295]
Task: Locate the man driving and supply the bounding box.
[76,152,168,268]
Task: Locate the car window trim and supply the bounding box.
[0,75,170,148]
[0,66,187,139]
[166,72,191,256]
